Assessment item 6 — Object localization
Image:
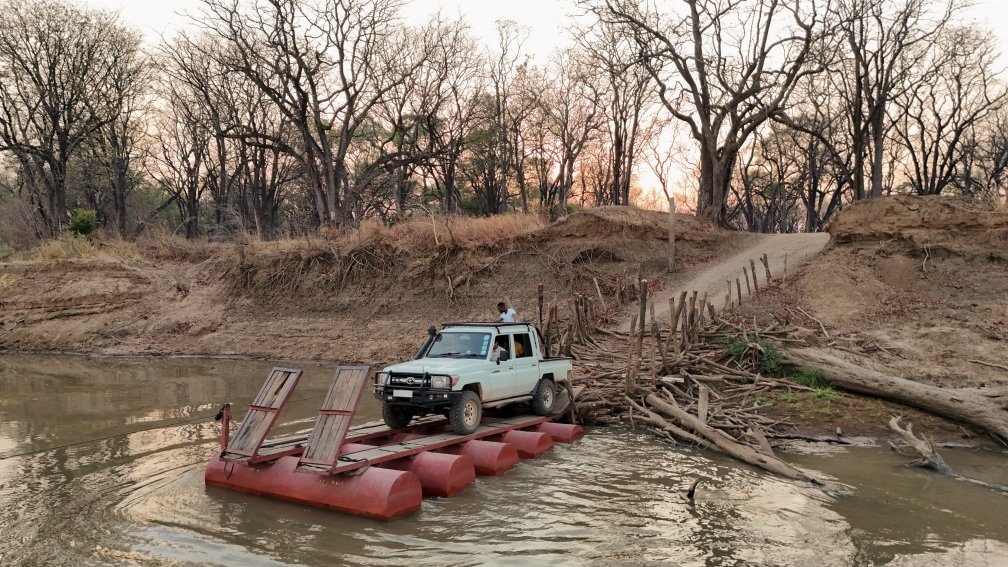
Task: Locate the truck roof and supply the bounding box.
[441,322,537,331]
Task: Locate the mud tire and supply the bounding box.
[531,379,556,416]
[450,390,482,435]
[382,402,413,429]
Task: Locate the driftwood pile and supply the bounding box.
[540,276,820,484]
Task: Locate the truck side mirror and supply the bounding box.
[498,351,510,363]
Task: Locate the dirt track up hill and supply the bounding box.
[627,232,829,330]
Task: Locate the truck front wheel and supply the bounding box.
[531,379,556,416]
[449,390,482,435]
[382,402,413,429]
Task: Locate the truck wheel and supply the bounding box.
[449,390,482,435]
[382,402,413,429]
[531,379,556,416]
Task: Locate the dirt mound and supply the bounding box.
[539,206,713,241]
[749,195,1008,411]
[826,195,1008,257]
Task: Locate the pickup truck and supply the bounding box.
[372,322,573,434]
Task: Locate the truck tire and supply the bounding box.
[449,390,482,435]
[382,402,413,429]
[531,379,556,416]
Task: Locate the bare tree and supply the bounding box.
[0,0,145,235]
[586,0,819,224]
[537,49,604,217]
[150,65,212,239]
[197,0,424,227]
[578,15,654,206]
[893,25,1007,196]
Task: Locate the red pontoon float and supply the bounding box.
[204,365,583,519]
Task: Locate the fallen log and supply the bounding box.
[889,417,953,475]
[782,348,1008,444]
[889,418,1008,495]
[644,392,819,484]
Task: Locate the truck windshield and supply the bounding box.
[425,332,491,359]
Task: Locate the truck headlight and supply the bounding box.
[374,372,389,386]
[430,374,459,389]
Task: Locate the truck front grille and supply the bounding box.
[388,373,429,387]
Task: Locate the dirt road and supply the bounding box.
[627,233,829,330]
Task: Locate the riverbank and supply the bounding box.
[2,199,1006,446]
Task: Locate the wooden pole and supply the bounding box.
[668,197,676,272]
[638,280,648,339]
[537,284,544,328]
[761,253,771,281]
[593,277,607,310]
[784,253,788,282]
[736,277,743,305]
[749,259,760,293]
[743,267,752,295]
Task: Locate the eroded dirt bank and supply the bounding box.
[0,207,742,364]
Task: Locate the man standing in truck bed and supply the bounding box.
[496,301,516,322]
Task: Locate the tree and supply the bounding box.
[0,0,145,236]
[578,15,653,206]
[535,49,604,217]
[893,25,1007,196]
[586,0,818,224]
[198,0,424,227]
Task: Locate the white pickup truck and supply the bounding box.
[372,322,573,434]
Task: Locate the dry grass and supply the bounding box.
[327,213,545,252]
[26,234,100,260]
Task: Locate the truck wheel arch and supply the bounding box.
[462,383,483,400]
[541,373,555,383]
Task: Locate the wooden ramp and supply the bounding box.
[296,365,371,473]
[222,367,302,464]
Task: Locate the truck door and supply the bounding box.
[486,333,516,400]
[509,332,539,397]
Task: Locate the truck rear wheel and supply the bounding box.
[382,402,413,429]
[531,379,556,416]
[450,390,482,435]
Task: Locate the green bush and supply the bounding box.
[726,334,782,375]
[68,208,98,236]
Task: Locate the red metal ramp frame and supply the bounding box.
[222,367,303,464]
[296,365,371,473]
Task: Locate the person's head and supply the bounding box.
[497,301,507,313]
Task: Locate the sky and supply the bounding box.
[84,0,578,56]
[80,0,1008,59]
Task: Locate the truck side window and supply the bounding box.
[514,333,533,358]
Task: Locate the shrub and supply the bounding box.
[790,369,830,389]
[726,334,782,375]
[29,234,96,260]
[68,208,98,236]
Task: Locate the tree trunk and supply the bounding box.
[781,348,1008,443]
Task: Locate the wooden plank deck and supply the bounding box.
[299,414,552,475]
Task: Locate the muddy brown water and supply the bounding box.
[1,354,1006,566]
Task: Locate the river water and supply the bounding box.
[1,354,1006,566]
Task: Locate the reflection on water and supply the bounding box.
[1,354,1006,566]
